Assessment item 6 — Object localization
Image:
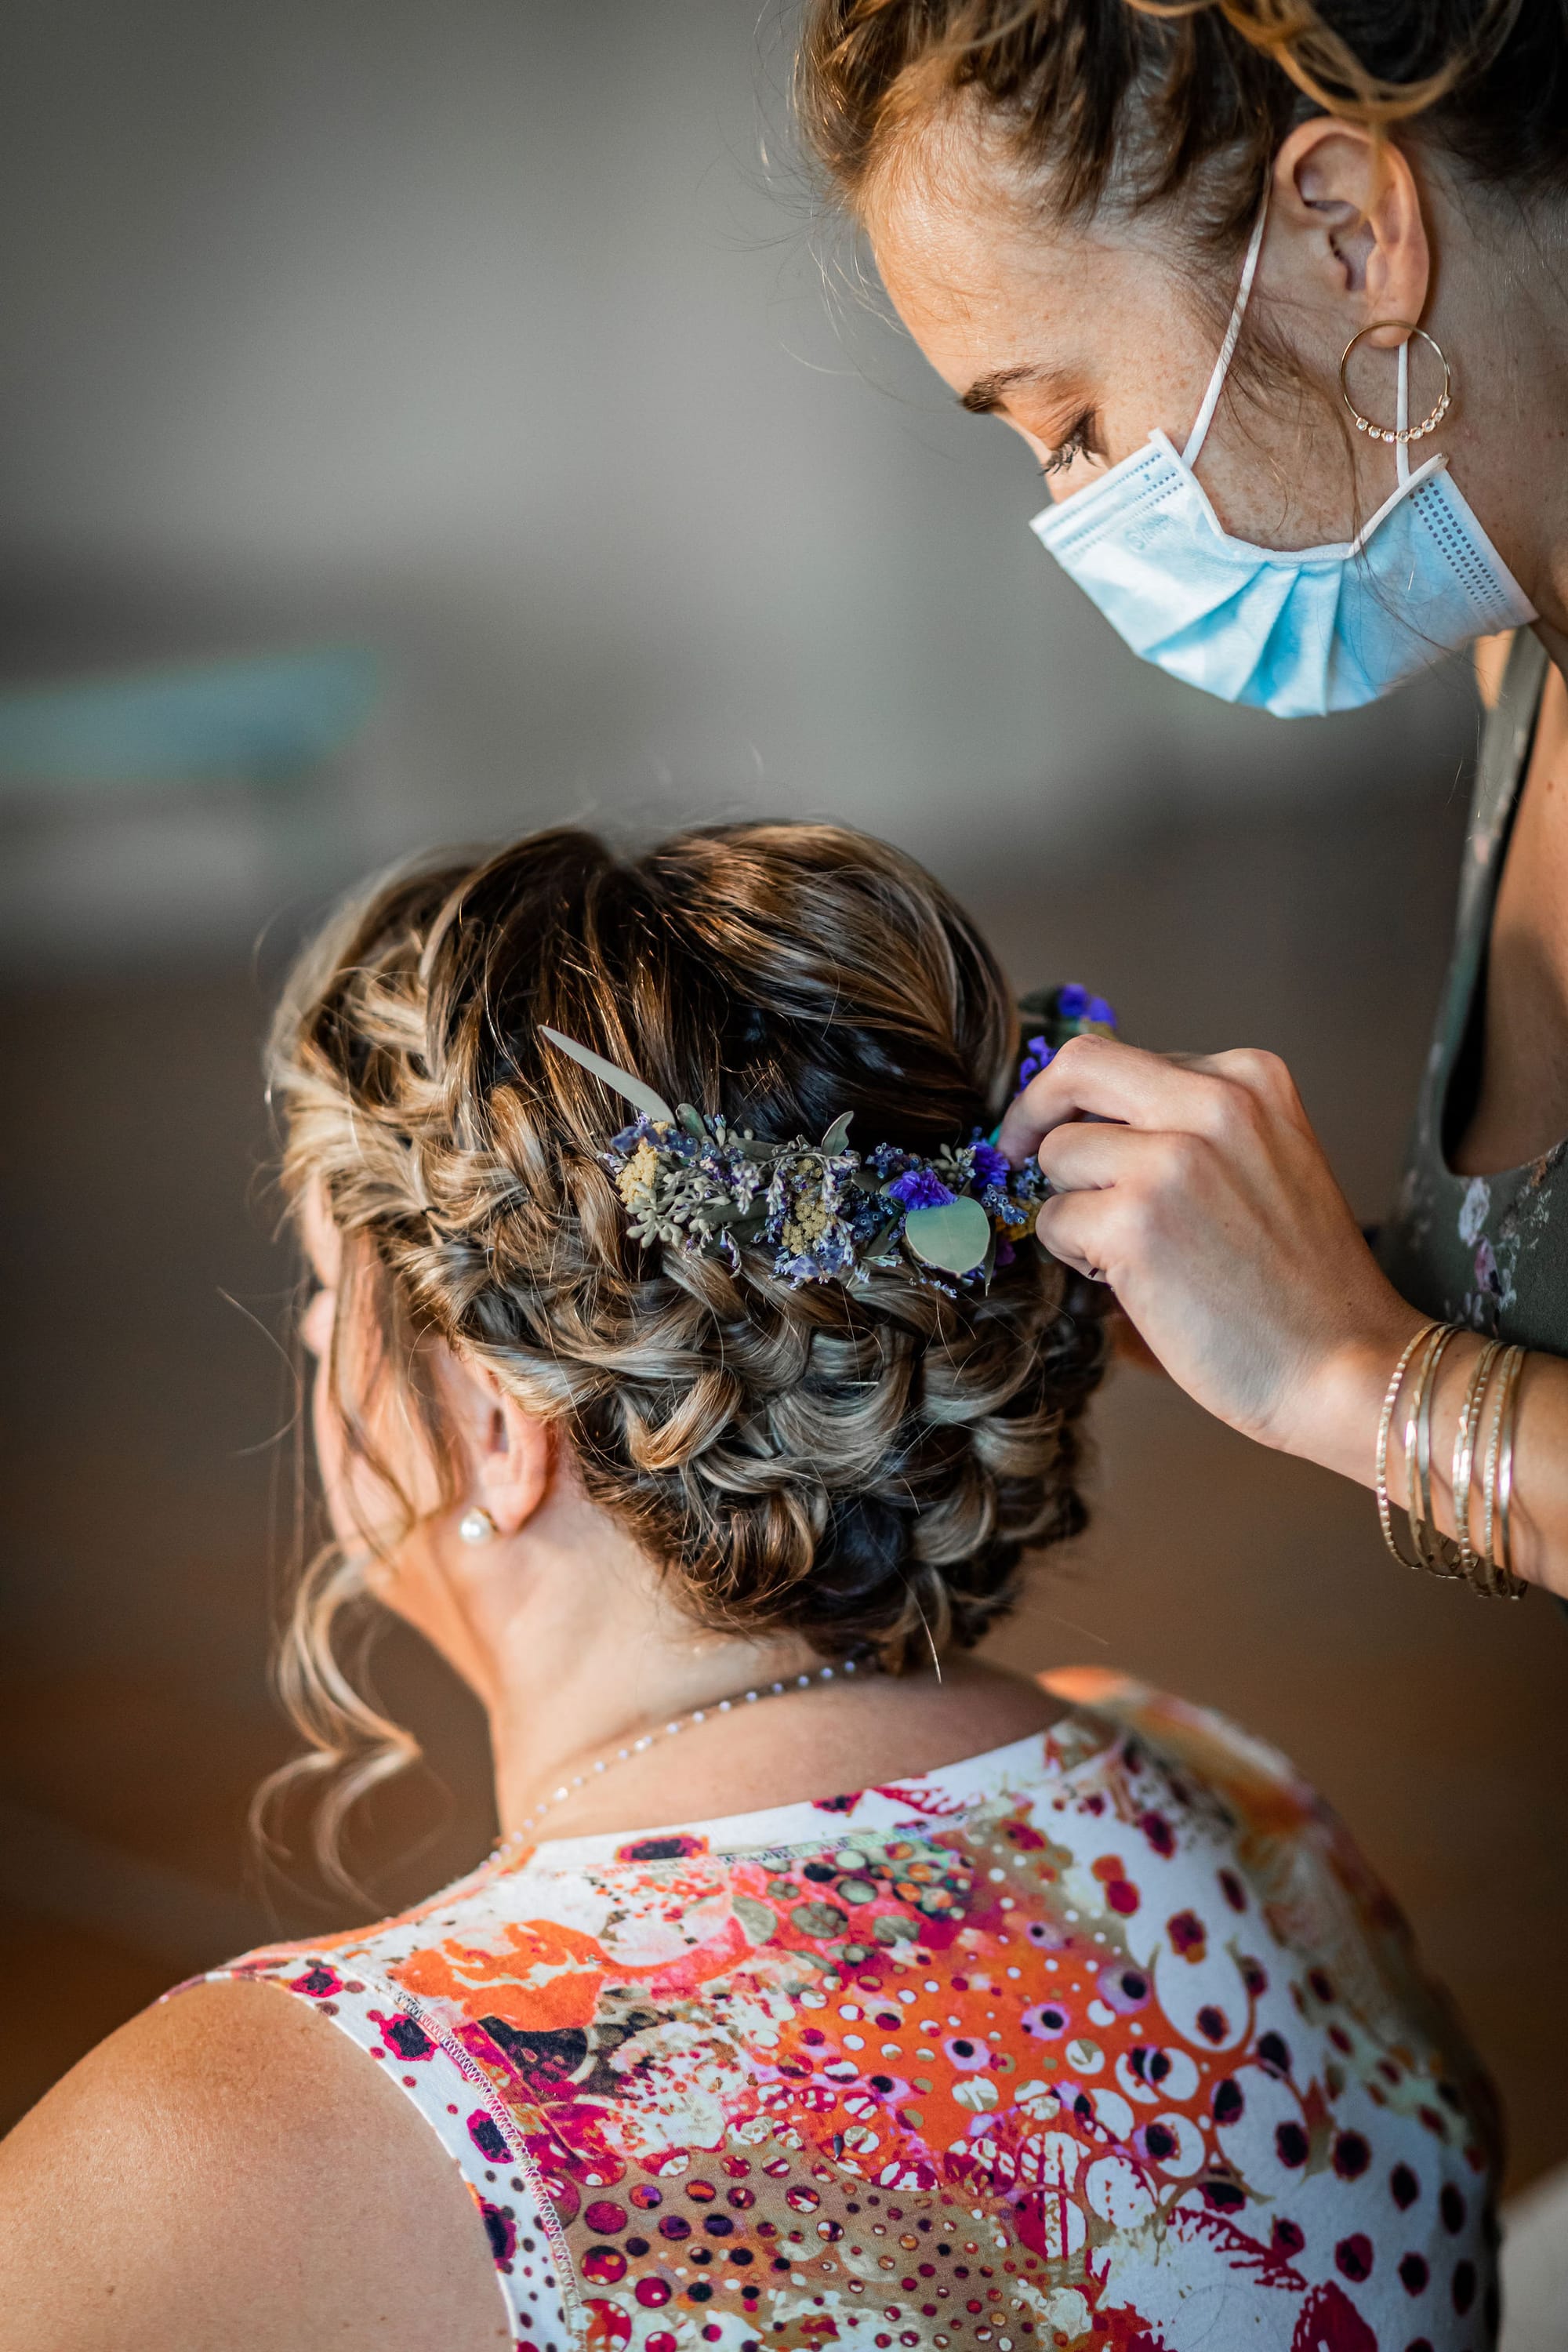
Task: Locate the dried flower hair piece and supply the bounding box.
[1014,983,1118,1089]
[540,1025,1047,1290]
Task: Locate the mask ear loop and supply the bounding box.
[1182,191,1270,472]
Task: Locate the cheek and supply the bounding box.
[308,1323,452,1563]
[310,1345,363,1551]
[299,1285,335,1357]
[308,1328,408,1556]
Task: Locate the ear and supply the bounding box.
[1271,121,1431,352]
[445,1354,554,1537]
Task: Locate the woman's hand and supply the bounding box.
[999,1033,1421,1477]
[1001,1031,1568,1597]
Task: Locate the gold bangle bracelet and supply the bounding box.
[1413,1323,1464,1575]
[1375,1320,1443,1569]
[1491,1345,1530,1600]
[1495,1345,1523,1599]
[1399,1320,1454,1570]
[1451,1338,1504,1575]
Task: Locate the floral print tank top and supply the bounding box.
[191,1675,1497,2351]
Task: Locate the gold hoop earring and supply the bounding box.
[1338,322,1452,445]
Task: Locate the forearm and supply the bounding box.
[1304,1322,1568,1601]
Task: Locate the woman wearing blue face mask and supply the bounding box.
[797,0,1568,1606]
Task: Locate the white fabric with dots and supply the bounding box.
[189,1692,1500,2351]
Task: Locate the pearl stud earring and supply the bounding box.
[458,1507,497,1545]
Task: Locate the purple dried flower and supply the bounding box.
[1017,1037,1055,1089]
[1087,994,1117,1028]
[1057,983,1090,1019]
[994,1236,1016,1269]
[888,1167,956,1211]
[971,1140,1010,1190]
[611,1118,656,1153]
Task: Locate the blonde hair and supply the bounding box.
[260,822,1104,1874]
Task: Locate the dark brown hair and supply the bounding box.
[797,1,1568,257]
[266,822,1103,1862]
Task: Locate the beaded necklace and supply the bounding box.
[490,1655,871,1860]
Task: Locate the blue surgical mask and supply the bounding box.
[1030,199,1534,717]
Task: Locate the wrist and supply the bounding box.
[1289,1308,1437,1487]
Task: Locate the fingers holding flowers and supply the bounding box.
[1010,1033,1415,1461]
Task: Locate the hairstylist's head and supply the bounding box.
[797,1,1568,714]
[270,821,1101,1853]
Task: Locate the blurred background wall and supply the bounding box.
[2,0,1563,2199]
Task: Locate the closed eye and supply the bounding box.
[1040,409,1099,477]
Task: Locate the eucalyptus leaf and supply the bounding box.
[676,1103,709,1141]
[819,1110,855,1155]
[979,1225,999,1295]
[539,1028,677,1127]
[903,1194,992,1278]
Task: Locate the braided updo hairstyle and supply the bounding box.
[267,821,1103,1857]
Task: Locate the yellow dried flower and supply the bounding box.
[781,1194,832,1254]
[615,1140,661,1210]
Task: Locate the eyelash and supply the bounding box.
[1040,411,1096,477]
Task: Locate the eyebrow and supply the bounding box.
[960,361,1076,417]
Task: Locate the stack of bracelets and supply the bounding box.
[1374,1322,1529,1599]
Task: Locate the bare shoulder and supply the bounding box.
[1473,628,1515,710]
[0,1975,510,2352]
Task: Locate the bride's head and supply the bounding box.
[268,821,1103,1846]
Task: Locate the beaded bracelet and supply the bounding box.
[1374,1321,1443,1570]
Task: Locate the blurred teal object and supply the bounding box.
[0,647,381,791]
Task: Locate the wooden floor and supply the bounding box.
[3,769,1565,2190]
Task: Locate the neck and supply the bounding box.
[1535,618,1568,680]
[485,1587,828,1842]
[1436,190,1568,641]
[383,1479,1076,1849]
[389,1483,829,1840]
